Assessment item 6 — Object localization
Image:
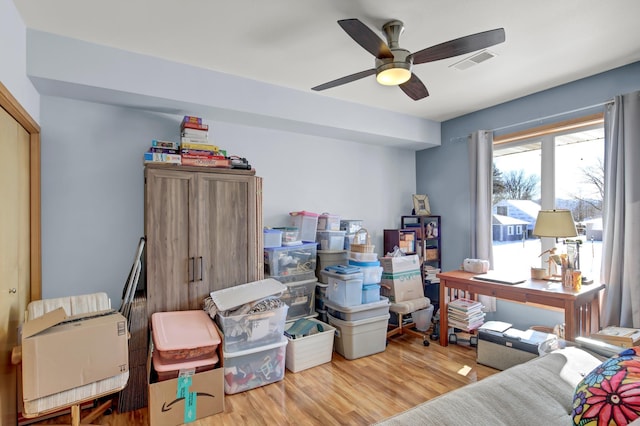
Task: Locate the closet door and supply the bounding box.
[144,168,197,318]
[197,172,262,298]
[0,106,30,425]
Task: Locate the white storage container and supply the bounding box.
[318,213,341,231]
[284,319,335,373]
[324,296,390,321]
[280,278,317,321]
[316,250,348,283]
[321,269,364,307]
[316,230,346,251]
[223,337,287,394]
[362,284,381,304]
[348,251,379,262]
[264,242,318,283]
[263,228,283,248]
[290,211,319,242]
[340,219,364,234]
[348,259,383,285]
[328,313,390,360]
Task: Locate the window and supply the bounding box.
[491,114,604,283]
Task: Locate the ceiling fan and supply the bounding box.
[311,19,506,100]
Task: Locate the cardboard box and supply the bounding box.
[379,255,421,274]
[380,269,424,302]
[148,328,225,425]
[21,308,129,402]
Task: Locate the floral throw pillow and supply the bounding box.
[573,346,640,425]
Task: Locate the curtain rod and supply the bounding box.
[490,100,613,134]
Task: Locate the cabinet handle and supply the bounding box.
[9,288,17,294]
[190,257,195,283]
[198,257,204,281]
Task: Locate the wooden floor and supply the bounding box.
[31,330,498,426]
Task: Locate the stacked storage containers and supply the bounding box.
[150,310,222,381]
[210,279,289,394]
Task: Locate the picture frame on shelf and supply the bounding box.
[412,194,431,216]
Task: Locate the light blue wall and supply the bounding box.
[417,61,640,328]
[0,0,39,121]
[40,96,418,306]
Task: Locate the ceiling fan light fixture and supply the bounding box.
[376,63,411,86]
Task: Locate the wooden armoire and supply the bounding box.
[144,164,263,318]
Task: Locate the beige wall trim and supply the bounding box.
[494,113,605,145]
[0,82,42,301]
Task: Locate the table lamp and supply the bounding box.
[533,209,578,280]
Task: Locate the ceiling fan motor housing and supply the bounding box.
[376,20,413,85]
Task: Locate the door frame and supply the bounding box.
[0,82,42,301]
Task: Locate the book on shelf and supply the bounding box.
[591,326,640,347]
[180,122,209,131]
[151,139,180,150]
[181,142,219,152]
[143,152,181,165]
[181,153,226,161]
[149,147,179,154]
[180,148,222,157]
[182,115,202,125]
[181,128,208,139]
[181,136,215,145]
[181,156,231,168]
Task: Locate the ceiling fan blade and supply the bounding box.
[399,73,429,100]
[412,28,505,65]
[311,68,377,91]
[338,19,394,59]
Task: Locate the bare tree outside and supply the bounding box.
[500,169,539,200]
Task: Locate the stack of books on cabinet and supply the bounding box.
[448,298,485,331]
[180,116,230,168]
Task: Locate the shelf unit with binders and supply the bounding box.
[401,215,441,307]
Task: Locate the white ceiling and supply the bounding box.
[13,0,640,122]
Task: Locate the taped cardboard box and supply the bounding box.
[148,325,225,425]
[379,255,421,274]
[380,269,423,302]
[21,308,129,402]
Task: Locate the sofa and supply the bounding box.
[376,345,640,426]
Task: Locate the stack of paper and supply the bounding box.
[591,326,640,348]
[447,298,485,331]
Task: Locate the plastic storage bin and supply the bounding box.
[274,227,299,245]
[152,350,219,381]
[328,313,390,360]
[316,230,346,251]
[362,284,381,304]
[151,310,221,362]
[321,268,364,307]
[216,304,289,353]
[279,278,317,321]
[316,250,348,283]
[284,319,335,373]
[289,211,319,242]
[348,251,379,262]
[340,219,364,234]
[347,259,383,284]
[318,213,341,231]
[223,337,287,394]
[263,228,283,248]
[324,296,389,321]
[264,242,318,283]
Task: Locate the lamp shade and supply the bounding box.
[532,209,578,238]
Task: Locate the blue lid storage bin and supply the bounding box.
[362,284,381,304]
[348,259,383,284]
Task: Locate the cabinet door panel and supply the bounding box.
[197,174,256,297]
[145,169,195,317]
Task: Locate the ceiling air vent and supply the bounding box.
[450,50,497,71]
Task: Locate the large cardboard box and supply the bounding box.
[380,269,423,302]
[21,308,129,402]
[148,328,225,425]
[379,255,421,274]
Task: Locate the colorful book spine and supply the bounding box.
[181,128,208,138]
[182,115,202,125]
[181,142,219,152]
[181,156,231,168]
[151,139,180,150]
[181,121,209,131]
[149,147,179,154]
[143,152,181,164]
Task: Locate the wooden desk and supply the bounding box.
[437,270,605,347]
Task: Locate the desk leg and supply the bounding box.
[439,279,448,347]
[564,300,577,341]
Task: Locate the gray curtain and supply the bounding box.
[602,90,640,328]
[469,130,496,311]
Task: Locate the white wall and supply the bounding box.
[40,96,416,307]
[0,0,40,121]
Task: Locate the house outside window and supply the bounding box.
[492,115,604,283]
